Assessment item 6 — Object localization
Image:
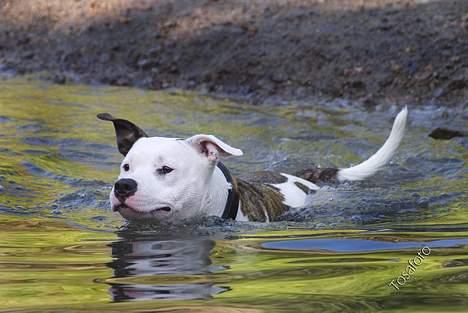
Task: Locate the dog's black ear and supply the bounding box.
[97,113,148,156]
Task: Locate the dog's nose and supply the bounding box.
[114,178,138,199]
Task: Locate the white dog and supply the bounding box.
[98,107,407,222]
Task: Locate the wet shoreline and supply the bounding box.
[0,0,467,107]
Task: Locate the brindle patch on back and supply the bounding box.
[294,167,338,183]
[236,176,288,222]
[239,171,288,184]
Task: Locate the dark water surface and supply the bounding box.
[0,77,467,312]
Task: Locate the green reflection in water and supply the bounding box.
[2,215,468,313]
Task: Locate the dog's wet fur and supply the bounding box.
[98,107,408,222]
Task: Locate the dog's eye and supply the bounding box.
[157,166,173,175]
[123,164,130,172]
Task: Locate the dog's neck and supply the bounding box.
[201,165,231,217]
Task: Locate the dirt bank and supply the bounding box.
[0,0,467,106]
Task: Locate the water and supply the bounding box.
[0,77,467,312]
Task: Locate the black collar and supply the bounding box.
[217,162,239,220]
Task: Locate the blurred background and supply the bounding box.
[0,0,466,107]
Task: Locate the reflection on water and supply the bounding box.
[262,237,468,252]
[107,232,228,301]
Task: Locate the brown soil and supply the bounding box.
[0,0,467,106]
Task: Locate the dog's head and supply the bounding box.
[98,113,242,221]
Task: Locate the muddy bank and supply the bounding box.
[0,0,467,106]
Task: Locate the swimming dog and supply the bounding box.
[98,107,407,222]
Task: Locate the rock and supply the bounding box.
[447,78,467,91]
[350,80,366,90]
[99,53,111,63]
[270,73,287,83]
[433,87,445,98]
[52,74,66,84]
[116,76,130,86]
[361,94,377,108]
[429,127,465,140]
[119,17,131,25]
[315,222,327,229]
[148,45,162,56]
[137,58,155,69]
[23,51,34,59]
[415,64,433,81]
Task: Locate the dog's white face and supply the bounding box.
[98,112,243,221]
[110,137,205,220]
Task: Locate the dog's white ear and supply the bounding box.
[186,134,243,162]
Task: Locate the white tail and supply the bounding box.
[337,107,408,182]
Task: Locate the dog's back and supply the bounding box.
[234,107,408,221]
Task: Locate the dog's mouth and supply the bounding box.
[113,203,172,214]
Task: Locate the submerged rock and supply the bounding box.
[429,127,465,140]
